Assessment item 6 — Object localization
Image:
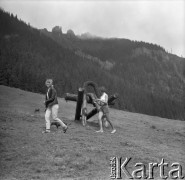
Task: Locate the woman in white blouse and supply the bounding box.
[96,86,116,134]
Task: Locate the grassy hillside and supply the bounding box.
[0,85,184,179]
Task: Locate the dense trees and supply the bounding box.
[0,9,185,120]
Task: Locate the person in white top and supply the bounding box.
[95,86,116,133]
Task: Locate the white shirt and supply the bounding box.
[46,88,50,100]
[100,92,108,104]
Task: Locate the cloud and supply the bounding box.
[0,0,184,56]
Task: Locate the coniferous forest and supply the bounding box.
[1,8,185,120]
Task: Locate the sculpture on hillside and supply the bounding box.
[64,81,118,126]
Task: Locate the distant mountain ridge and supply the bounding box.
[41,26,185,101]
[1,8,185,120]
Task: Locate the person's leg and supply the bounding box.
[96,111,103,132]
[104,113,114,130]
[104,112,116,133]
[44,108,51,132]
[102,115,109,127]
[51,104,67,130]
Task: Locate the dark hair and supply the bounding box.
[99,86,107,93]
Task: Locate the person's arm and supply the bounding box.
[96,94,108,106]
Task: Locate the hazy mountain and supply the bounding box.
[41,25,185,102]
[1,8,185,120]
[77,32,103,39]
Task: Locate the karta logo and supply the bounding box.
[110,157,184,179]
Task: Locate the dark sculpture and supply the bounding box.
[65,81,118,126]
[51,81,118,128]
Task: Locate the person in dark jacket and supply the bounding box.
[43,79,68,133]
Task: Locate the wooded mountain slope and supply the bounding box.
[1,8,185,120]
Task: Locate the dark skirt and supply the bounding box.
[101,105,109,114]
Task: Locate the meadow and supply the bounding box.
[0,85,184,180]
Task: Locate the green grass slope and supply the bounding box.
[0,85,184,179]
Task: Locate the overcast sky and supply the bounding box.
[0,0,184,57]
